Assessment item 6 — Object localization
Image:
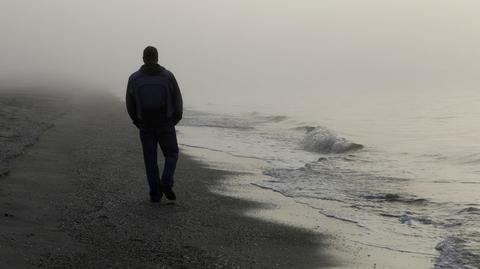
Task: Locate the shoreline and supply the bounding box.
[0,89,336,268]
[180,145,435,269]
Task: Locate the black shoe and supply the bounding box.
[161,186,176,201]
[150,193,162,203]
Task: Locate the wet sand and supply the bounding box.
[0,89,336,268]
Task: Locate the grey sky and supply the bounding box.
[1,1,479,106]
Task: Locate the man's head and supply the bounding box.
[143,46,158,64]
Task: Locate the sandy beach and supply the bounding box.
[0,89,336,268]
[4,2,480,268]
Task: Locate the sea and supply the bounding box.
[176,88,480,268]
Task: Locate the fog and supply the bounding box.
[1,1,480,108]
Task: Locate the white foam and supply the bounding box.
[301,126,363,154]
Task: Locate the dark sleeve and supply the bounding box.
[126,79,139,127]
[170,73,183,125]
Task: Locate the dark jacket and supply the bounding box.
[126,64,183,128]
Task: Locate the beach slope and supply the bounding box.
[0,89,335,268]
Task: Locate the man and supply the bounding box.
[126,46,183,203]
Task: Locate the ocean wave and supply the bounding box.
[458,207,480,215]
[181,111,255,130]
[457,153,480,165]
[435,237,480,269]
[292,125,317,132]
[258,115,288,122]
[364,193,402,201]
[183,123,254,130]
[363,193,428,204]
[300,126,363,154]
[399,214,436,226]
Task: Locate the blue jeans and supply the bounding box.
[139,125,178,199]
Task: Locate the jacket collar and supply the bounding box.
[139,63,165,76]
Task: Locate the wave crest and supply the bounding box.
[300,127,363,154]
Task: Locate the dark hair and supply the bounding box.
[143,46,158,64]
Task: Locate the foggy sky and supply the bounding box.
[1,1,479,107]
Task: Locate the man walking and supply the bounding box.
[126,46,183,203]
